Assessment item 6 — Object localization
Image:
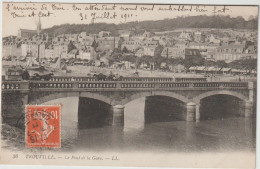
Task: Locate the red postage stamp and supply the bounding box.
[25,105,61,148]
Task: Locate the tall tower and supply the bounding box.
[37,17,42,35]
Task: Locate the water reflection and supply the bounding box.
[124,97,145,131]
[69,117,256,153]
[42,96,255,153]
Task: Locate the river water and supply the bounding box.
[1,97,256,153]
[65,117,255,153]
[59,97,255,153]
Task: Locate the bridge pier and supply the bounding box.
[245,100,253,118]
[248,82,254,102]
[112,105,124,126]
[195,104,200,122]
[186,102,196,122]
[22,94,29,105]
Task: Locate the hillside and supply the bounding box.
[41,15,258,36]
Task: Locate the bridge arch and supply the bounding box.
[119,91,190,106]
[30,92,112,105]
[79,92,113,105]
[192,90,248,104]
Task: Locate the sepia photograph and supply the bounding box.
[0,2,258,168]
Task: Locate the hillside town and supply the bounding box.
[2,18,258,80]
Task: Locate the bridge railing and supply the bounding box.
[49,76,216,82]
[29,81,118,89]
[29,81,74,89]
[50,76,96,82]
[50,76,173,82]
[175,77,207,82]
[2,81,29,90]
[191,82,248,88]
[120,77,173,82]
[121,81,248,88]
[2,81,249,90]
[78,82,117,88]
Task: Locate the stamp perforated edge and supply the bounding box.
[25,104,61,148]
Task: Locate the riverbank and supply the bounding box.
[53,65,256,82]
[1,124,76,152]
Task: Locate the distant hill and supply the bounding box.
[41,15,258,36]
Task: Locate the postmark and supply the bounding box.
[25,105,61,148]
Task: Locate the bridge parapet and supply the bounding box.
[2,81,250,92]
[2,81,29,90]
[121,77,173,82]
[50,76,221,82]
[50,76,173,82]
[192,82,248,88]
[30,81,73,89]
[29,81,118,89]
[50,76,96,82]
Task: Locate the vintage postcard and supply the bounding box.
[0,2,258,168]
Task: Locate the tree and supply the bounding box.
[153,56,166,69]
[184,56,205,69]
[108,53,121,64]
[41,15,257,37]
[242,58,257,71]
[122,46,128,53]
[205,60,216,67]
[228,58,257,71]
[215,60,227,68]
[154,45,164,57]
[141,55,153,65]
[91,38,98,51]
[68,40,76,53]
[113,48,121,54]
[248,15,255,21]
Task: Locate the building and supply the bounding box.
[135,46,163,57]
[135,48,144,57]
[161,47,185,58]
[188,42,209,50]
[169,64,185,72]
[121,40,142,52]
[141,39,159,47]
[2,42,22,58]
[18,17,42,38]
[78,32,87,39]
[194,31,201,42]
[214,43,247,62]
[53,41,75,58]
[18,29,39,38]
[143,31,153,38]
[21,41,46,59]
[143,46,157,56]
[99,31,111,38]
[215,52,255,63]
[97,37,116,52]
[175,41,188,49]
[208,34,221,44]
[179,31,193,41]
[45,45,55,58]
[185,48,202,59]
[78,46,96,60]
[65,34,78,42]
[67,49,79,59]
[118,30,132,41]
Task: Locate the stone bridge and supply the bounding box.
[2,79,256,126]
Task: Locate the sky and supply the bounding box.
[2,2,259,37]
